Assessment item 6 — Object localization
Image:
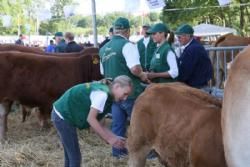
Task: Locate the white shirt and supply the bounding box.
[166,50,179,78]
[100,35,141,75]
[143,36,150,48]
[90,90,108,113]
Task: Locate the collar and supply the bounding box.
[182,38,193,50]
[114,34,128,40]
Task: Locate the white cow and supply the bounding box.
[222,45,250,166]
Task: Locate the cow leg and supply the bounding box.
[37,107,51,129]
[0,104,7,142]
[0,100,12,142]
[21,105,32,122]
[128,145,151,167]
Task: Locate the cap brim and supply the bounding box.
[147,28,156,34]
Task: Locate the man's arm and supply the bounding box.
[123,42,150,82]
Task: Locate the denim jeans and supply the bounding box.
[51,110,81,167]
[111,98,135,157]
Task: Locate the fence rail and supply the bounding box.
[205,46,246,88]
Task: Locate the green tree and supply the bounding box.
[51,0,73,18]
[161,0,250,35]
[148,12,159,22]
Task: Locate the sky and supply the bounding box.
[75,0,161,16]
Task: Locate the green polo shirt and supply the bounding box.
[53,82,112,129]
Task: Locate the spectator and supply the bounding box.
[45,40,55,53]
[99,17,149,158]
[176,24,213,89]
[54,32,66,53]
[15,34,25,45]
[52,76,132,167]
[146,23,179,83]
[64,32,83,53]
[99,27,114,49]
[137,24,157,71]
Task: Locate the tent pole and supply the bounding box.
[91,0,98,47]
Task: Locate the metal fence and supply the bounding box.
[205,46,246,89]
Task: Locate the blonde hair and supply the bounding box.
[99,75,133,88]
[112,75,133,88]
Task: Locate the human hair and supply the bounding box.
[167,31,175,45]
[65,32,74,41]
[112,75,133,88]
[99,75,133,89]
[114,28,130,37]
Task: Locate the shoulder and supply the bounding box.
[137,38,143,43]
[90,90,108,104]
[91,90,108,98]
[186,40,204,51]
[124,41,136,48]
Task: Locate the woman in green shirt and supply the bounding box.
[147,23,179,83]
[51,75,133,167]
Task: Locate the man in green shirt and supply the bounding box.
[99,17,149,158]
[137,24,157,71]
[51,75,133,167]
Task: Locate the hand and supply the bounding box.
[139,72,151,84]
[146,72,155,80]
[108,136,126,149]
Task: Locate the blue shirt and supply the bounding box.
[45,44,55,53]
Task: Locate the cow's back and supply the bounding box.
[0,44,45,54]
[128,83,226,167]
[0,49,101,110]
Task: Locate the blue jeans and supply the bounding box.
[111,99,135,157]
[51,110,81,167]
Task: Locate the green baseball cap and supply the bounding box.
[147,23,170,34]
[113,17,130,29]
[142,24,151,29]
[175,24,194,35]
[54,32,63,37]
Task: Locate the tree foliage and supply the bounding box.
[50,0,73,18]
[162,0,250,35]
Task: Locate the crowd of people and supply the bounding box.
[41,17,214,166]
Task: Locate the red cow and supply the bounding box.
[0,48,102,141]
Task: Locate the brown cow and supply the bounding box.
[210,34,248,88]
[128,83,226,167]
[222,46,250,167]
[0,44,45,54]
[0,44,83,56]
[0,48,102,141]
[0,45,101,122]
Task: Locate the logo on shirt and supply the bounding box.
[92,57,99,64]
[102,52,117,62]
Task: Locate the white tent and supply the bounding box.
[193,23,237,37]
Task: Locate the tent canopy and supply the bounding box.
[193,23,237,37]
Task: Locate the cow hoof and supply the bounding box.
[39,122,51,130]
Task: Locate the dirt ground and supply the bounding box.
[0,110,163,167]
